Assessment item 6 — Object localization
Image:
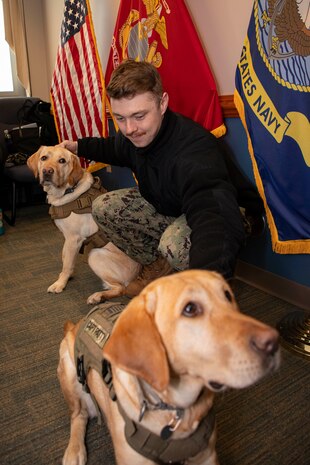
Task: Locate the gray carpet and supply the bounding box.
[0,204,309,465]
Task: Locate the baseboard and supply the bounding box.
[235,260,310,311]
[219,94,238,118]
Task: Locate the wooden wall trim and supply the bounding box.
[219,94,239,118]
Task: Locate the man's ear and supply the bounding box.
[160,92,169,115]
[103,293,170,392]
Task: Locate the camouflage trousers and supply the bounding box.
[92,187,191,270]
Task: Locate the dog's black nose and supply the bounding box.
[250,331,279,356]
[43,167,54,175]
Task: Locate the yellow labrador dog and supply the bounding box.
[27,146,140,303]
[58,270,280,465]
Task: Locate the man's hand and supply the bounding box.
[58,140,78,154]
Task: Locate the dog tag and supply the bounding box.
[160,425,173,440]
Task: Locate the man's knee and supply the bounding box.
[92,188,132,224]
[158,217,191,271]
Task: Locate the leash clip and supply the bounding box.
[139,400,148,422]
[168,417,182,433]
[160,409,183,440]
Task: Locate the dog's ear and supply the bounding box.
[27,146,44,177]
[104,293,170,392]
[68,153,84,186]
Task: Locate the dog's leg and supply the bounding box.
[87,245,141,304]
[87,282,127,305]
[48,235,84,293]
[62,404,88,465]
[58,339,97,465]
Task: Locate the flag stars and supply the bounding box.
[60,0,87,45]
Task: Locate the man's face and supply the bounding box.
[111,91,168,148]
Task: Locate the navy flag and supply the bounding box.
[234,0,310,254]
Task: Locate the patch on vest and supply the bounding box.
[83,304,124,349]
[101,303,125,323]
[84,319,109,348]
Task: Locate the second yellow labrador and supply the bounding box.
[58,270,280,465]
[27,146,141,304]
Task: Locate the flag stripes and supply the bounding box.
[51,0,106,145]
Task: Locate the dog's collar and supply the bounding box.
[137,379,185,439]
[49,177,107,220]
[117,398,216,464]
[138,397,184,420]
[104,362,186,439]
[64,182,78,195]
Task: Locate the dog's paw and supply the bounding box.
[63,443,87,465]
[48,281,66,293]
[87,291,105,305]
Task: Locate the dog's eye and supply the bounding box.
[40,155,47,161]
[59,158,66,164]
[182,302,201,317]
[224,289,233,302]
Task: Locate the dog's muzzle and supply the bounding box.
[42,167,54,182]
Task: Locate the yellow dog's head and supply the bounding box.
[104,270,280,393]
[27,146,84,189]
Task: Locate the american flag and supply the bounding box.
[50,0,107,145]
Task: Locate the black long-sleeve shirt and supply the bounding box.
[78,109,248,276]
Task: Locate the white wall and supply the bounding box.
[91,0,119,73]
[185,0,253,94]
[29,0,253,99]
[41,0,63,92]
[24,0,49,98]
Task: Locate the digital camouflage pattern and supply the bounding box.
[92,187,191,270]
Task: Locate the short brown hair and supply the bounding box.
[107,60,163,101]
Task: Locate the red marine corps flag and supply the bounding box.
[105,0,225,137]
